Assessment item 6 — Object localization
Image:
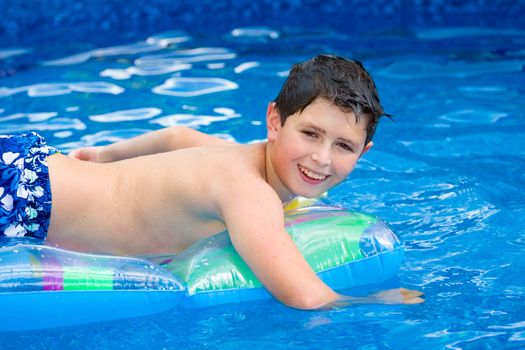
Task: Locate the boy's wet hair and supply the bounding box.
[274,54,389,145]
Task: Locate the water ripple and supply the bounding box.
[57,128,151,151]
[416,27,525,40]
[359,151,430,174]
[145,30,191,47]
[424,329,506,350]
[438,109,508,124]
[403,204,498,251]
[489,320,525,330]
[510,331,525,342]
[90,108,163,123]
[42,31,190,66]
[152,77,238,97]
[0,117,85,134]
[377,58,525,79]
[0,112,58,122]
[234,61,260,74]
[150,107,240,128]
[100,62,192,80]
[135,47,236,66]
[0,48,31,60]
[400,132,525,157]
[0,82,124,98]
[230,27,280,40]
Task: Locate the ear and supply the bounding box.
[359,141,374,158]
[266,102,281,142]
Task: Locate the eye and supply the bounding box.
[302,130,319,139]
[337,142,354,152]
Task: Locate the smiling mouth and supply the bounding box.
[298,165,329,181]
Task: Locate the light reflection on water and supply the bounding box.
[1,25,524,349]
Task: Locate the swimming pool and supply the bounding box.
[1,0,525,348]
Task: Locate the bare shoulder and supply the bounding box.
[219,172,281,216]
[209,143,273,204]
[214,148,284,234]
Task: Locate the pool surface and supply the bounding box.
[1,1,525,348]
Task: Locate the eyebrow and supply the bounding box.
[302,123,360,149]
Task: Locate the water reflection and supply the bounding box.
[0,82,124,97]
[152,76,238,96]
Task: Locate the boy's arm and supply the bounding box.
[69,126,233,162]
[221,185,338,309]
[220,181,423,309]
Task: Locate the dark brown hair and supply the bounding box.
[274,54,389,144]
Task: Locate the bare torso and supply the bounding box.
[46,143,267,255]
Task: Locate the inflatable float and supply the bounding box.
[0,198,403,331]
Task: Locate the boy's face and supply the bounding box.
[267,98,373,200]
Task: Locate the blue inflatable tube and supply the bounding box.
[0,200,404,331]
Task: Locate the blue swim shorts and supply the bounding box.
[0,132,59,239]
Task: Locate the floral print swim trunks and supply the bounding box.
[0,132,59,239]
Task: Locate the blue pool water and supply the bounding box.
[2,1,525,348]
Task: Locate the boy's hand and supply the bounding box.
[369,288,424,304]
[328,288,424,309]
[68,146,105,162]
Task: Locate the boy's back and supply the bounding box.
[47,142,268,255]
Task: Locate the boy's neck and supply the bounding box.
[263,142,295,203]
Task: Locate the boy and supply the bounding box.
[0,55,423,309]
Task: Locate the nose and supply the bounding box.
[311,145,332,166]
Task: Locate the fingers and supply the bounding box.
[68,149,81,160]
[68,149,88,161]
[329,288,425,308]
[399,288,424,298]
[399,288,425,304]
[372,288,425,305]
[68,149,80,160]
[68,147,98,162]
[404,296,425,304]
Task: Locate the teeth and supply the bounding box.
[299,165,327,180]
